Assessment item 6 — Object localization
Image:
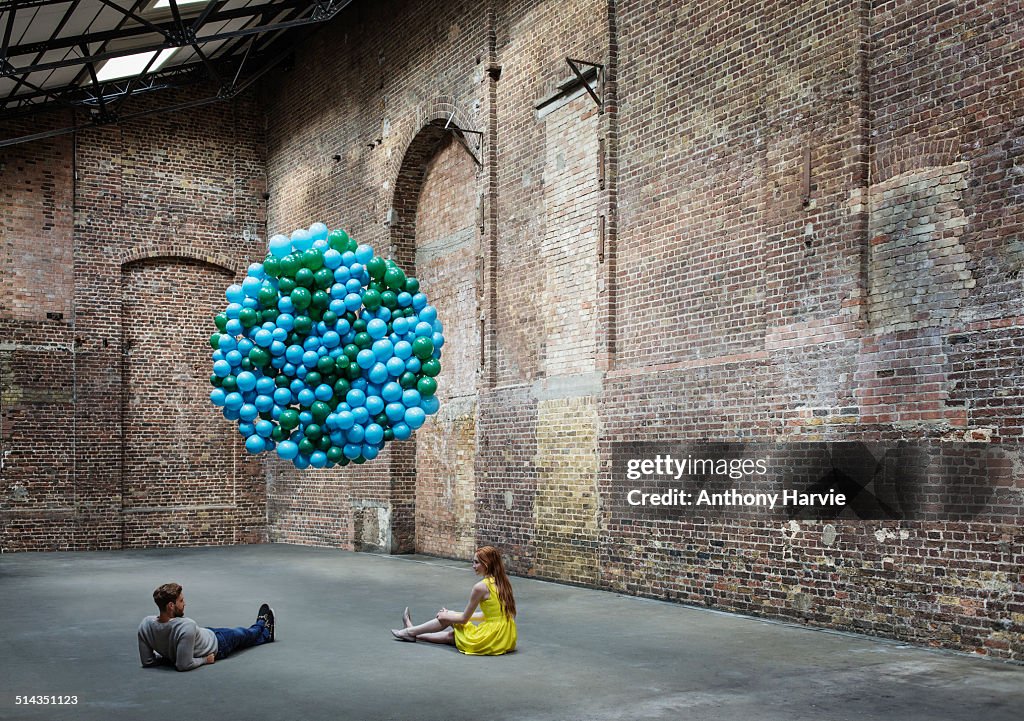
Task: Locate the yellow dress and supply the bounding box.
[453,576,517,655]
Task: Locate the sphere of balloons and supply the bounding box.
[210,222,443,468]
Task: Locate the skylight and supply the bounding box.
[153,0,208,7]
[95,48,178,82]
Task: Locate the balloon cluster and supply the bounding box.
[208,222,443,469]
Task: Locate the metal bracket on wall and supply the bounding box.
[566,58,604,112]
[443,112,483,167]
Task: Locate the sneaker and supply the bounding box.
[257,603,275,642]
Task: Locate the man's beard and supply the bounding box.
[174,608,184,618]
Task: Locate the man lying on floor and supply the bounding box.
[138,582,275,671]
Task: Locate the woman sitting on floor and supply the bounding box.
[391,545,517,655]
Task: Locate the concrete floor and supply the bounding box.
[1,545,1021,721]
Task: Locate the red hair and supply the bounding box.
[476,546,516,619]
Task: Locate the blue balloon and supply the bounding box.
[226,284,245,304]
[225,319,243,336]
[255,419,274,437]
[302,350,320,368]
[278,296,295,314]
[405,407,426,430]
[356,349,376,369]
[224,392,244,410]
[245,435,266,454]
[412,293,427,311]
[315,383,333,401]
[336,411,355,430]
[352,407,370,425]
[256,376,276,395]
[334,266,351,283]
[242,276,263,298]
[382,382,403,402]
[422,396,440,415]
[364,423,384,445]
[344,292,362,312]
[309,450,328,468]
[365,394,385,416]
[368,362,389,385]
[405,357,421,374]
[236,371,257,392]
[385,357,405,377]
[362,444,380,461]
[385,402,406,422]
[269,233,292,258]
[210,388,227,407]
[367,318,387,339]
[394,341,413,360]
[392,422,412,440]
[346,388,366,407]
[270,340,286,357]
[213,360,232,377]
[277,439,299,460]
[255,394,274,413]
[294,455,311,470]
[419,305,437,323]
[254,329,273,347]
[238,422,255,437]
[322,331,341,349]
[239,403,259,422]
[402,389,422,408]
[297,388,315,407]
[308,221,329,240]
[343,443,362,459]
[397,291,412,307]
[291,228,313,251]
[347,425,365,443]
[323,248,343,269]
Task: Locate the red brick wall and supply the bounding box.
[1,87,267,550]
[263,0,1022,659]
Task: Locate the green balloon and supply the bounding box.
[210,374,222,387]
[381,291,397,309]
[314,268,334,289]
[362,289,382,311]
[290,287,312,310]
[305,423,322,441]
[374,412,389,427]
[311,290,329,309]
[327,446,344,462]
[221,375,238,392]
[263,256,280,278]
[353,456,366,464]
[294,315,313,334]
[209,332,221,349]
[412,336,434,360]
[384,266,407,289]
[353,332,372,349]
[334,354,350,370]
[399,371,417,389]
[404,277,420,294]
[275,374,290,388]
[328,229,349,251]
[333,378,351,397]
[417,376,437,397]
[262,309,279,322]
[311,401,331,423]
[298,438,316,455]
[383,428,395,442]
[279,409,300,431]
[344,364,361,381]
[421,358,441,377]
[240,358,253,371]
[271,426,286,442]
[353,318,367,333]
[317,435,331,451]
[317,356,334,374]
[343,344,359,360]
[302,248,324,270]
[322,310,338,326]
[305,371,322,388]
[279,253,301,278]
[367,257,386,280]
[249,347,270,367]
[239,307,259,327]
[278,277,296,294]
[258,286,278,307]
[294,267,314,288]
[214,314,228,332]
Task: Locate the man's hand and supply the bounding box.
[205,654,216,664]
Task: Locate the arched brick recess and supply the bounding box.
[386,103,481,555]
[119,255,264,547]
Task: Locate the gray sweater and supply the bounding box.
[138,616,218,671]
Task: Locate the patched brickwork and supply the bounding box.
[1,87,267,551]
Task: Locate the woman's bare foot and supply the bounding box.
[391,628,416,642]
[403,607,413,629]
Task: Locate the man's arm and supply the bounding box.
[138,629,163,667]
[173,621,210,672]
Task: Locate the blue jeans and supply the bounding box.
[209,621,270,660]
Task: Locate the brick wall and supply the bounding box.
[2,0,1020,660]
[1,87,267,550]
[263,0,1021,659]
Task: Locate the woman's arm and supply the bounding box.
[437,582,487,625]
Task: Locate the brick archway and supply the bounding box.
[385,103,482,555]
